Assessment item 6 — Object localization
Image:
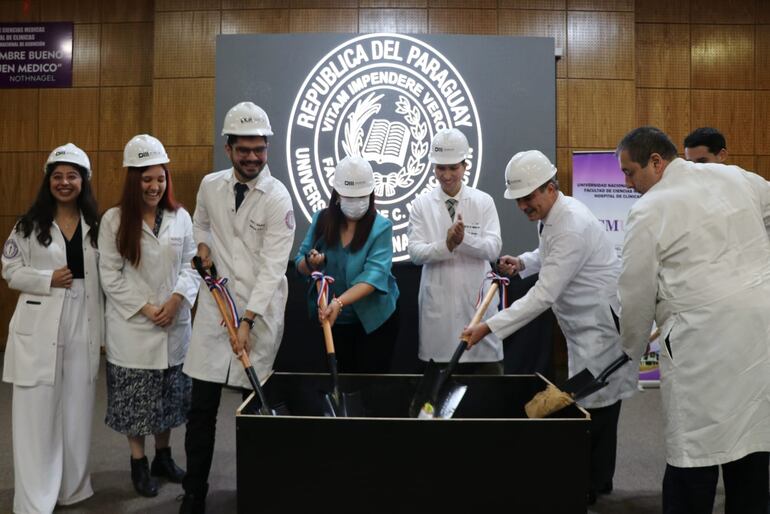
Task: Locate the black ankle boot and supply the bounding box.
[130,456,159,497]
[151,447,186,483]
[179,484,207,514]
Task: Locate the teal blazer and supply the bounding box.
[294,211,399,334]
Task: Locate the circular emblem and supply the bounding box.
[287,33,482,261]
[285,209,295,230]
[3,238,19,259]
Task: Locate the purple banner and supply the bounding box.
[0,22,73,88]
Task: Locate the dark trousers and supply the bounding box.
[330,307,399,374]
[182,378,248,496]
[585,400,622,494]
[662,451,769,514]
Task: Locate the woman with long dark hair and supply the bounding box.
[295,156,399,373]
[98,135,199,497]
[2,143,103,513]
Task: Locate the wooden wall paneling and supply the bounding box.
[556,148,572,196]
[755,25,770,89]
[222,0,289,7]
[0,152,46,217]
[99,87,153,151]
[221,9,290,33]
[557,78,568,148]
[96,151,125,211]
[40,0,100,23]
[39,88,100,152]
[759,3,770,25]
[0,215,21,351]
[755,156,770,180]
[156,0,221,11]
[359,9,428,33]
[567,0,633,11]
[691,89,754,155]
[102,0,154,23]
[691,25,754,90]
[567,11,634,79]
[428,9,498,35]
[0,90,38,152]
[153,78,215,146]
[499,0,566,9]
[0,0,41,21]
[154,11,220,79]
[290,0,357,7]
[289,9,358,32]
[635,23,690,88]
[568,79,635,148]
[429,0,496,7]
[100,22,154,86]
[636,88,690,152]
[166,146,214,211]
[635,0,689,23]
[728,154,755,171]
[754,91,770,154]
[499,9,567,78]
[360,0,428,7]
[72,24,100,88]
[689,0,754,25]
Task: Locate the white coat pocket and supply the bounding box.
[15,297,44,336]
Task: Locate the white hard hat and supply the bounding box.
[222,101,273,137]
[45,143,92,179]
[504,150,557,200]
[333,156,375,197]
[429,128,469,165]
[123,134,170,167]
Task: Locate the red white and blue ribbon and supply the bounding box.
[475,271,510,311]
[311,271,335,307]
[204,275,240,328]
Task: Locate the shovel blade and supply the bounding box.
[561,368,596,396]
[434,380,468,419]
[409,360,443,418]
[321,389,366,417]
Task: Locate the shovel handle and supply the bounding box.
[461,282,499,343]
[316,282,336,355]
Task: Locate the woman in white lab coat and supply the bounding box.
[98,135,199,497]
[2,144,103,514]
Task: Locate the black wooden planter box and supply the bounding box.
[236,373,590,514]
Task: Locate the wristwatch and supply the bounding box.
[239,316,255,330]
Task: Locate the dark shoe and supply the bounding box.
[152,447,186,483]
[179,484,207,514]
[130,456,159,497]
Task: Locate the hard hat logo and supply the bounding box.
[287,33,482,262]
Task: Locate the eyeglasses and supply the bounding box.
[233,145,268,157]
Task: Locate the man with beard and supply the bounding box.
[179,102,295,513]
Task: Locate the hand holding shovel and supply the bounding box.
[192,256,275,416]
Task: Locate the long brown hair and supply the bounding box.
[313,190,376,253]
[116,165,180,266]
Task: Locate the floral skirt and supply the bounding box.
[105,362,191,437]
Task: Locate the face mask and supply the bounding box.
[339,196,370,220]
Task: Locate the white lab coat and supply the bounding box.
[619,158,770,467]
[2,217,103,386]
[184,166,295,388]
[408,185,503,362]
[98,207,200,369]
[486,193,638,409]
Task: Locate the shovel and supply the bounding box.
[409,282,501,419]
[314,278,364,417]
[525,353,632,418]
[192,256,275,416]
